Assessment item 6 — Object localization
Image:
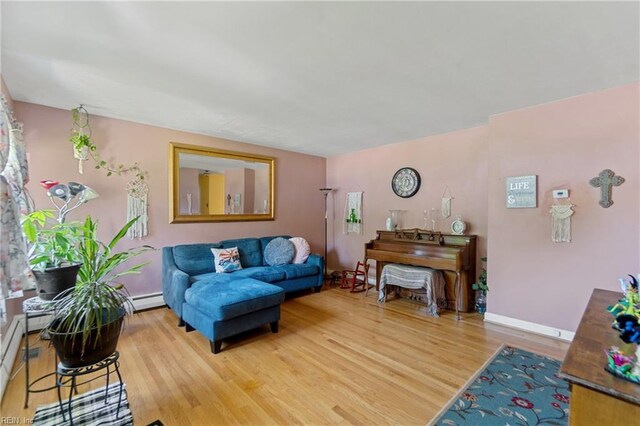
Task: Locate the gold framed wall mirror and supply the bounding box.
[169,142,275,223]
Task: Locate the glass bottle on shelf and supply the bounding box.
[348,208,358,223]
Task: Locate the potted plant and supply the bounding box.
[472,256,488,314]
[46,215,153,367]
[21,209,83,300]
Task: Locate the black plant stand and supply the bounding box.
[56,351,124,426]
[22,296,58,408]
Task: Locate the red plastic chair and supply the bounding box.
[340,261,370,293]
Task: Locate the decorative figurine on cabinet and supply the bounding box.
[605,274,640,384]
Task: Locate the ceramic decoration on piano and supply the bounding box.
[451,216,466,235]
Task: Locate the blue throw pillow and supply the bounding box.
[264,238,295,266]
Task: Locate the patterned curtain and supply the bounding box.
[0,95,35,309]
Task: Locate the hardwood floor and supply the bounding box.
[1,286,568,425]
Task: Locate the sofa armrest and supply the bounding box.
[162,247,191,317]
[305,253,324,287]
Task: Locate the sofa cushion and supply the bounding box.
[289,237,311,264]
[185,278,284,321]
[273,263,319,280]
[173,243,222,276]
[219,238,263,268]
[264,238,295,266]
[211,247,243,273]
[226,267,286,283]
[193,267,286,284]
[259,235,292,265]
[190,272,235,284]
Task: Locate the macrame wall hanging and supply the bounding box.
[550,203,574,243]
[344,191,363,235]
[126,178,149,239]
[441,186,453,218]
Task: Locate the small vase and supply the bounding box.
[385,217,393,231]
[475,292,487,315]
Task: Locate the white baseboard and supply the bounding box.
[0,315,23,400]
[484,312,575,342]
[131,292,166,312]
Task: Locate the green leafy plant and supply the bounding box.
[69,131,96,152]
[472,256,488,295]
[46,215,154,356]
[20,209,82,271]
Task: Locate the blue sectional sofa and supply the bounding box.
[162,235,323,353]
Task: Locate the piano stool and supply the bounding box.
[377,263,447,317]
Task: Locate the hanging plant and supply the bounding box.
[69,132,95,152]
[69,105,148,180]
[69,105,150,239]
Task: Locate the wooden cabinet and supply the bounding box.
[558,289,640,425]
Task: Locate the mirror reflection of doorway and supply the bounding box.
[198,172,226,214]
[198,174,209,214]
[208,173,225,214]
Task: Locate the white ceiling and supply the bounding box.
[2,2,638,157]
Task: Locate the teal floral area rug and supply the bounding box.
[429,345,570,426]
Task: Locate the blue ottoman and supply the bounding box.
[182,278,285,353]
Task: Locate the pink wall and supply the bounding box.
[326,126,489,276]
[327,83,639,333]
[15,102,326,296]
[487,83,640,332]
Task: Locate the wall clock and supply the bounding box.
[392,167,421,198]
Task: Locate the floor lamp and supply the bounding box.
[319,188,333,279]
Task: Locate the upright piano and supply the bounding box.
[364,229,477,314]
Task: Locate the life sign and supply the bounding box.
[506,175,537,208]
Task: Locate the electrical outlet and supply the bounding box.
[21,347,40,361]
[552,189,569,199]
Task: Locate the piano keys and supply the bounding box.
[365,229,477,317]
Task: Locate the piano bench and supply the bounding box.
[378,264,447,316]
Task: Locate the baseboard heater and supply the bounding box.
[131,292,166,312]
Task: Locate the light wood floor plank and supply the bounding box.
[1,286,568,425]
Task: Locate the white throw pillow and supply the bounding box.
[289,237,311,264]
[211,247,243,273]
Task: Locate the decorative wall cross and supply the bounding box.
[589,169,625,208]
